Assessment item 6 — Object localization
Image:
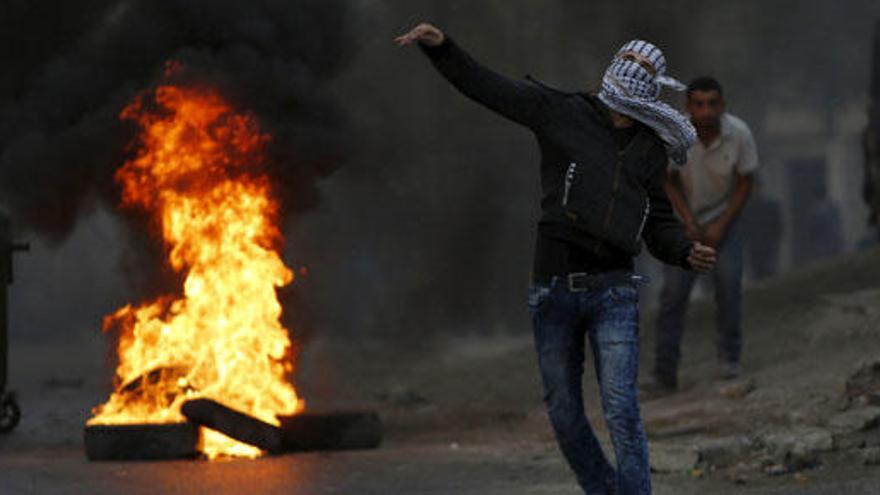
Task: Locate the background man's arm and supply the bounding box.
[644,148,715,272]
[702,173,754,247]
[703,122,759,247]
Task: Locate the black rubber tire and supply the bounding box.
[279,411,383,452]
[84,422,199,461]
[181,399,283,454]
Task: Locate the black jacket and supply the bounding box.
[421,38,693,269]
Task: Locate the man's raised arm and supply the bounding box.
[396,23,550,130]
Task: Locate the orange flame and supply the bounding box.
[88,85,303,459]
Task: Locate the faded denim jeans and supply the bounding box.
[528,273,651,495]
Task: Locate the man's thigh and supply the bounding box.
[592,285,641,391]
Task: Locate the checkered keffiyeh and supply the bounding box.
[597,40,696,165]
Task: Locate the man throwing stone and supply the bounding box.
[397,23,716,495]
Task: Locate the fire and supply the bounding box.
[88,84,303,459]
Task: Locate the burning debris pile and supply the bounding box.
[86,82,302,459]
[0,0,379,461]
[83,79,381,461]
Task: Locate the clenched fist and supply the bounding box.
[687,242,717,273]
[395,22,445,47]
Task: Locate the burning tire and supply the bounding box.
[87,86,303,458]
[84,422,199,461]
[279,411,383,452]
[181,399,283,454]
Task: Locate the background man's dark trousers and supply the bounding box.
[653,222,743,384]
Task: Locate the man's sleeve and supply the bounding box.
[736,122,759,175]
[420,37,552,130]
[642,145,694,269]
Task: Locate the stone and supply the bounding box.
[650,444,699,473]
[794,471,810,486]
[827,406,880,434]
[845,361,880,403]
[725,462,755,485]
[695,436,755,468]
[764,463,788,476]
[861,446,880,466]
[718,378,757,399]
[786,408,824,427]
[836,435,868,451]
[761,427,834,465]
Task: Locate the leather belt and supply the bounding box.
[565,270,647,292]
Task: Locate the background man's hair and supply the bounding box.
[687,76,724,98]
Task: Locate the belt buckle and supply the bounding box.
[568,272,588,292]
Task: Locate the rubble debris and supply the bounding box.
[649,444,699,473]
[827,406,880,434]
[761,427,834,467]
[84,422,198,461]
[764,463,789,476]
[695,435,755,468]
[861,446,880,465]
[725,462,754,485]
[794,471,810,486]
[845,360,880,405]
[718,377,757,399]
[786,405,825,427]
[835,435,867,451]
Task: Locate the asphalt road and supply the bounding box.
[4,439,880,494]
[4,249,880,494]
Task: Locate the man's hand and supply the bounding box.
[395,23,445,47]
[700,220,727,248]
[687,242,717,273]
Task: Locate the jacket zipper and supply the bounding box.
[635,196,651,242]
[595,152,624,254]
[562,162,576,206]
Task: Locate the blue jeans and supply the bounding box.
[654,224,743,380]
[528,274,651,495]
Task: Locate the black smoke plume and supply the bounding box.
[0,0,354,243]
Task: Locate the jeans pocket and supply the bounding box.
[527,282,554,312]
[608,284,639,304]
